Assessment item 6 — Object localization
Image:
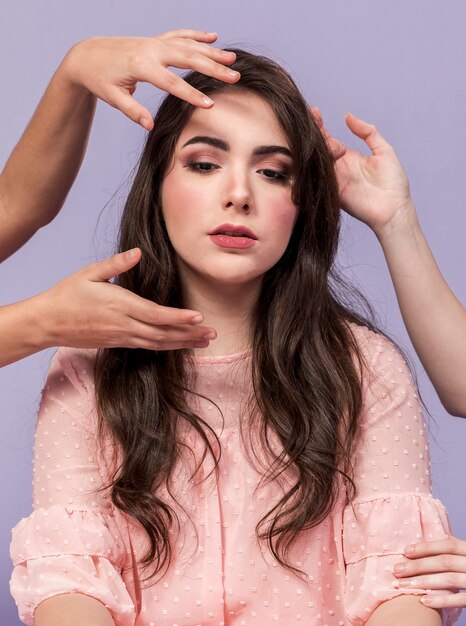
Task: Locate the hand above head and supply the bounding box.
[311,107,416,239]
[391,536,466,609]
[61,30,240,130]
[1,29,240,261]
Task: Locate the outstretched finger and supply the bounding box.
[421,592,466,609]
[126,295,212,327]
[404,537,466,559]
[345,112,393,156]
[394,554,466,578]
[310,106,324,128]
[158,29,218,42]
[129,338,212,351]
[393,571,466,591]
[106,87,154,130]
[149,65,216,108]
[85,248,142,282]
[130,320,216,344]
[310,106,346,161]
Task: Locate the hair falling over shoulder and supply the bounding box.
[94,49,383,579]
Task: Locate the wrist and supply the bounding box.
[28,291,59,351]
[373,200,422,245]
[53,40,96,98]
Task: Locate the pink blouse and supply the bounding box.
[10,327,460,626]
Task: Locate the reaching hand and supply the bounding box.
[37,248,216,351]
[61,30,240,130]
[391,537,466,609]
[311,107,416,238]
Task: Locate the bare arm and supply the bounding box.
[365,595,442,626]
[377,209,466,417]
[0,61,96,261]
[35,594,115,626]
[314,109,466,417]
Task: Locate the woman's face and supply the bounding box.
[161,90,298,290]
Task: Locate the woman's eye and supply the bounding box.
[258,168,289,182]
[186,162,219,173]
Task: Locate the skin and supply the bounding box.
[0,31,244,364]
[314,108,466,609]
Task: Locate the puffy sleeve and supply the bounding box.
[10,348,136,626]
[343,329,460,626]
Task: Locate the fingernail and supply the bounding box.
[227,69,240,77]
[203,96,214,106]
[391,580,400,588]
[421,596,433,605]
[140,118,151,130]
[204,331,216,340]
[404,544,415,554]
[393,563,405,573]
[195,340,209,348]
[396,580,410,587]
[191,315,204,324]
[126,248,137,259]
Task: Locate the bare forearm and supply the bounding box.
[378,208,466,416]
[366,594,442,626]
[0,49,96,261]
[35,593,115,626]
[0,295,52,367]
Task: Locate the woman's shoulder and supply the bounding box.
[346,322,412,382]
[45,347,98,396]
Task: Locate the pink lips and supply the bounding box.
[209,223,258,250]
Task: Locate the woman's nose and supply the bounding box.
[222,171,253,213]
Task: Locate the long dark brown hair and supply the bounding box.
[94,49,381,578]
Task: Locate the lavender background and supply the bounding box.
[1,1,466,623]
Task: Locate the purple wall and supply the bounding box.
[1,1,466,623]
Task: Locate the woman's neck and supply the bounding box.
[182,273,260,357]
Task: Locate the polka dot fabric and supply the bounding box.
[10,327,460,625]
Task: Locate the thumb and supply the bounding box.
[86,248,142,282]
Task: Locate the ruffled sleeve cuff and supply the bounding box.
[343,493,461,626]
[10,505,135,626]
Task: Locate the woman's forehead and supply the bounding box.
[177,91,290,150]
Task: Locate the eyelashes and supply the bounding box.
[185,162,219,173]
[184,161,291,183]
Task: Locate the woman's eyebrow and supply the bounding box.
[182,136,229,151]
[181,136,292,159]
[253,145,292,158]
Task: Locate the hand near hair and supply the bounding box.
[0,248,215,367]
[311,107,416,238]
[62,30,240,130]
[392,537,466,609]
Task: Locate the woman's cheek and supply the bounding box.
[272,198,298,236]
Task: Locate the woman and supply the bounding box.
[10,49,459,626]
